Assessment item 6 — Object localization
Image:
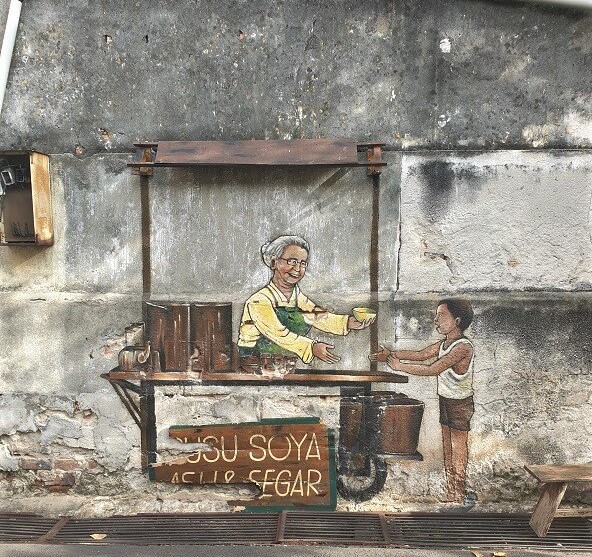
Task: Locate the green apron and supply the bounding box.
[239,306,311,356]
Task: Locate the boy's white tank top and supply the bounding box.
[437,338,474,399]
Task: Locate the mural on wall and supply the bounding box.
[372,299,475,504]
[237,235,375,370]
[111,233,478,508]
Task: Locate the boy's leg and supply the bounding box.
[450,428,469,501]
[441,424,455,501]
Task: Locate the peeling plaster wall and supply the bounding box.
[0,0,591,516]
[399,151,592,292]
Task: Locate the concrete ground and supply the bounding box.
[1,545,591,557]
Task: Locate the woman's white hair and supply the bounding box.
[261,235,309,268]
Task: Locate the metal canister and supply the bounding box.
[339,396,368,452]
[190,302,233,372]
[145,301,233,372]
[367,393,424,455]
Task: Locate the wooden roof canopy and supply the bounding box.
[128,139,386,174]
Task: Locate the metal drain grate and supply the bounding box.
[0,514,60,542]
[385,513,592,551]
[52,513,280,545]
[1,511,592,549]
[278,511,388,544]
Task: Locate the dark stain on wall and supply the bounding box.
[476,300,592,368]
[420,160,455,222]
[416,159,499,222]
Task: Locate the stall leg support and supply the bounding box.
[140,381,157,471]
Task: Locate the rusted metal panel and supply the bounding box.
[151,420,335,508]
[153,140,359,167]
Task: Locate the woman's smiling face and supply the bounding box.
[273,244,308,287]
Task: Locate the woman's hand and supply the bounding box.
[312,341,341,364]
[386,354,402,370]
[347,315,376,330]
[369,345,391,362]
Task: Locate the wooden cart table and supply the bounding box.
[102,367,408,471]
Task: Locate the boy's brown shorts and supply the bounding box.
[439,395,474,431]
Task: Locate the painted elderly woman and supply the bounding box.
[237,235,374,364]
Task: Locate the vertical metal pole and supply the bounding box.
[368,146,382,382]
[136,150,154,471]
[369,172,380,377]
[140,381,156,471]
[140,174,151,298]
[0,0,23,115]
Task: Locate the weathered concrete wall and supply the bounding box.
[0,1,591,152]
[0,0,591,517]
[399,151,592,292]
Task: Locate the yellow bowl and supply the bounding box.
[352,307,376,321]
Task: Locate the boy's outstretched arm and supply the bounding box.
[387,343,472,376]
[370,342,440,363]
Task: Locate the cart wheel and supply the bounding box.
[336,454,387,502]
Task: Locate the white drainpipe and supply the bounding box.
[0,0,23,116]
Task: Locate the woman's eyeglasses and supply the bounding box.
[278,257,308,268]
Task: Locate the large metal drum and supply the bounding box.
[367,393,424,455]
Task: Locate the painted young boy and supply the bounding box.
[371,299,475,503]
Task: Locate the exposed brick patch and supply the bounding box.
[20,457,52,471]
[87,459,103,474]
[37,471,77,489]
[48,485,72,493]
[54,458,82,471]
[60,472,76,486]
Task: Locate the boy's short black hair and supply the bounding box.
[438,298,474,331]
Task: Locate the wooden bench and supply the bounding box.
[525,464,592,537]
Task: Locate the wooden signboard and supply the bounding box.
[150,418,336,510]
